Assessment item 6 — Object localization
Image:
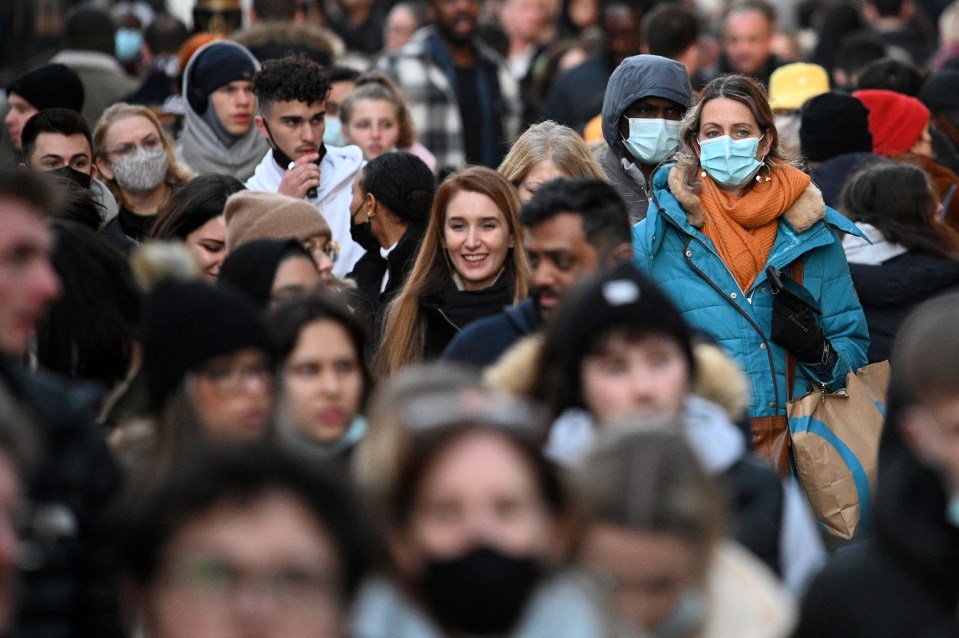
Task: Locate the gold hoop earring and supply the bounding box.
[755,158,772,183]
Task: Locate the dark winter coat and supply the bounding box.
[441,297,541,367]
[843,224,959,363]
[0,359,124,638]
[420,275,515,360]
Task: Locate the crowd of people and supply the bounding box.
[1,0,959,636]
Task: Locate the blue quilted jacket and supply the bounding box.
[633,164,870,418]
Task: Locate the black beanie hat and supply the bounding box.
[362,152,436,226]
[552,261,695,399]
[189,41,257,111]
[6,64,85,113]
[218,238,314,310]
[919,69,959,118]
[142,280,273,411]
[800,92,873,163]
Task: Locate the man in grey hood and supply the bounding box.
[600,54,692,223]
[177,40,268,181]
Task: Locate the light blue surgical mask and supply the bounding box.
[698,134,765,189]
[650,587,707,638]
[115,27,143,63]
[324,116,346,147]
[623,117,681,165]
[947,494,959,528]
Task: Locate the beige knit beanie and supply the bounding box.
[224,191,332,250]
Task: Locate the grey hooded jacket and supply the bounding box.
[177,41,268,181]
[599,55,692,223]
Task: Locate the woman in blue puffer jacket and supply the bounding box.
[632,74,869,468]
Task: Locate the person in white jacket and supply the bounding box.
[248,54,365,277]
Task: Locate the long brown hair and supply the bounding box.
[375,167,530,375]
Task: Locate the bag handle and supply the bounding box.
[785,258,802,404]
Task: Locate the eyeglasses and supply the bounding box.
[160,556,340,610]
[303,237,339,264]
[194,361,273,394]
[103,135,164,160]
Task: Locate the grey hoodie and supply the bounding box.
[599,55,692,222]
[177,41,268,181]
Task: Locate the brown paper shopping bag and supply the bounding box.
[787,361,890,539]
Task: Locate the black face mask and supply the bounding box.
[261,118,326,169]
[418,545,541,635]
[49,165,93,190]
[349,208,381,252]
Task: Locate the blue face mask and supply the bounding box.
[698,134,764,189]
[115,27,143,63]
[324,116,346,147]
[650,587,707,638]
[947,494,959,528]
[623,118,681,165]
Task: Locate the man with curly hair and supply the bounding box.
[247,55,365,277]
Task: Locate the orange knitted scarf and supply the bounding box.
[699,165,811,291]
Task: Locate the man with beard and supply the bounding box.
[442,178,632,367]
[378,0,521,171]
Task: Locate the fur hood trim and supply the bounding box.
[666,164,825,234]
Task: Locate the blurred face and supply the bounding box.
[271,255,323,307]
[903,394,959,496]
[4,93,37,150]
[722,9,772,75]
[209,80,255,137]
[384,5,419,53]
[0,198,60,355]
[501,0,549,42]
[430,0,479,45]
[191,349,274,439]
[402,429,556,566]
[283,320,364,443]
[443,190,513,291]
[580,524,700,632]
[516,159,566,202]
[26,133,95,174]
[142,491,344,638]
[525,213,600,319]
[910,124,934,158]
[301,236,337,284]
[0,451,20,636]
[603,4,643,67]
[342,99,400,160]
[325,81,356,120]
[580,332,690,424]
[185,216,227,282]
[256,101,325,162]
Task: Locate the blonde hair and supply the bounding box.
[375,167,530,375]
[498,120,607,186]
[93,103,193,203]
